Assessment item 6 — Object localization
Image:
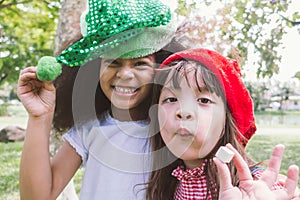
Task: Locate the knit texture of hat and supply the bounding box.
[56,0,177,67]
[159,48,256,146]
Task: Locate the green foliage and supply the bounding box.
[176,0,300,79]
[176,0,196,16]
[1,0,299,85]
[246,81,269,111]
[245,79,299,112]
[294,71,300,80]
[231,0,290,78]
[0,0,60,85]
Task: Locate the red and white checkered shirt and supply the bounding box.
[172,162,216,200]
[172,162,283,200]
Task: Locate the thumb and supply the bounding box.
[213,157,242,199]
[213,157,233,191]
[43,81,56,91]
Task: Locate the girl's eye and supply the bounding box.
[162,97,177,103]
[197,98,212,104]
[135,61,147,66]
[104,60,119,68]
[134,61,153,70]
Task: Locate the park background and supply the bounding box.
[1,0,300,199]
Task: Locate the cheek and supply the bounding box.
[194,107,226,156]
[99,68,113,82]
[212,107,226,134]
[206,110,225,146]
[137,71,154,83]
[159,129,170,145]
[99,77,108,93]
[158,105,168,130]
[99,65,107,77]
[207,110,225,139]
[157,107,170,141]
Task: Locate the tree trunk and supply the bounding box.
[52,0,86,199]
[54,0,86,56]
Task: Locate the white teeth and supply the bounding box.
[114,87,136,94]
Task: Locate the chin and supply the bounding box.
[169,148,191,159]
[111,100,134,109]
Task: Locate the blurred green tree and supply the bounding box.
[0,0,60,85]
[0,0,299,84]
[294,71,300,80]
[175,0,300,79]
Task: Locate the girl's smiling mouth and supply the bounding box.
[113,86,139,94]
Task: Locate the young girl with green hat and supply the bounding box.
[146,48,299,199]
[17,0,186,199]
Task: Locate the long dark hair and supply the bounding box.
[52,38,187,133]
[146,60,255,200]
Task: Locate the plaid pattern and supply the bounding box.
[172,162,216,200]
[172,163,284,200]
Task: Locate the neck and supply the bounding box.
[184,159,203,169]
[110,104,149,121]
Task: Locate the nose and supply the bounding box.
[116,66,134,80]
[176,109,193,121]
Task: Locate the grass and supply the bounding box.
[0,142,23,200]
[255,110,300,116]
[246,133,300,178]
[0,142,84,200]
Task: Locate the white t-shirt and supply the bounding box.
[63,112,151,199]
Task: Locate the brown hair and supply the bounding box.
[52,38,187,133]
[146,60,255,200]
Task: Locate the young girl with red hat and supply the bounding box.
[146,48,300,199]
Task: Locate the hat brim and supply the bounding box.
[57,14,177,66]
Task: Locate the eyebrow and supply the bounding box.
[104,56,154,63]
[135,56,154,63]
[170,73,209,91]
[103,58,117,63]
[162,82,210,96]
[161,86,173,92]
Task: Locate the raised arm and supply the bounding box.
[18,67,81,199]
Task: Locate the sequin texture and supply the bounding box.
[57,0,172,67]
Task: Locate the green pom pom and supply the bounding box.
[36,56,62,81]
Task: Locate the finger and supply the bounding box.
[285,165,299,198]
[260,144,284,188]
[43,81,56,91]
[19,66,37,75]
[226,143,252,181]
[18,70,38,87]
[213,157,234,191]
[19,67,37,80]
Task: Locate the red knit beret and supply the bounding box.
[159,48,256,146]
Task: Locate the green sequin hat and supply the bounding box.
[56,0,177,67]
